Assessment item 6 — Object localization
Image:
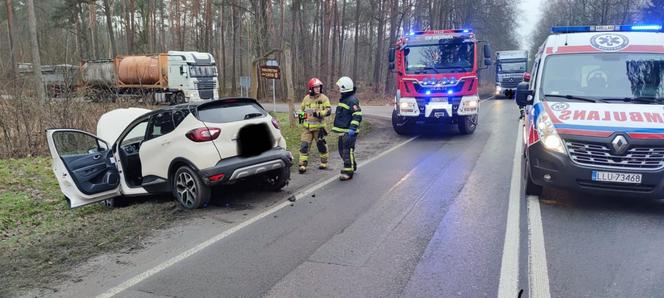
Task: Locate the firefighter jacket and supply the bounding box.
[300,94,331,129]
[332,93,362,133]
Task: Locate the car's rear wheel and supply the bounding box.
[173,166,211,209]
[262,167,291,191]
[458,114,478,135]
[392,110,414,135]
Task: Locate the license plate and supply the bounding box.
[430,97,447,103]
[592,171,642,184]
[434,112,445,118]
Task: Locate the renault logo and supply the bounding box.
[611,135,629,155]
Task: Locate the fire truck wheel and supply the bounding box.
[458,115,478,135]
[392,110,414,135]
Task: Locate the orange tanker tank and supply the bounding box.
[115,55,167,86]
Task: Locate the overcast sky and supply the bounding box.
[516,0,544,50]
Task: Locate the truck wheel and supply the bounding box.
[175,92,185,104]
[262,167,291,191]
[458,115,478,135]
[173,166,211,209]
[392,110,414,135]
[524,158,543,196]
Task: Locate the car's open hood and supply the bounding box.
[97,108,152,144]
[538,101,664,139]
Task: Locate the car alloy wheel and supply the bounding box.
[176,171,198,208]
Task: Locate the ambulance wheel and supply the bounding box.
[458,115,478,135]
[392,110,414,135]
[524,158,543,196]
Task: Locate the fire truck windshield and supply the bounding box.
[404,43,474,74]
[540,53,664,102]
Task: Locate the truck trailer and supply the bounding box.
[81,51,218,104]
[494,50,528,98]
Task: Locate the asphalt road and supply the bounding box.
[84,98,520,298]
[39,97,664,298]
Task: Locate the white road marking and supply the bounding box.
[96,136,418,298]
[497,119,523,298]
[527,195,551,298]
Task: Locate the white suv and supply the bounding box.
[47,98,292,209]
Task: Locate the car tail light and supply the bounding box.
[271,118,280,130]
[208,173,225,182]
[186,127,221,142]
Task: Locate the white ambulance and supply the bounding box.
[516,25,664,196]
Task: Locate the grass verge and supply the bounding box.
[0,112,371,296]
[270,112,373,167]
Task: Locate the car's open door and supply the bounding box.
[46,129,121,208]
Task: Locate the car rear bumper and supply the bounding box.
[527,142,664,198]
[199,147,293,186]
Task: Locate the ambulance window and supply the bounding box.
[580,65,604,88]
[530,59,540,89]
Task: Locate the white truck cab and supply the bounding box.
[516,24,664,197]
[166,51,219,102]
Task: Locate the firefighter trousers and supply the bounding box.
[299,128,328,167]
[338,133,357,175]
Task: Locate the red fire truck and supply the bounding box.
[389,29,493,135]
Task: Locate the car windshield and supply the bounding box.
[498,61,527,73]
[404,42,475,74]
[189,65,217,77]
[540,53,664,102]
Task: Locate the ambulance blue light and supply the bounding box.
[551,26,594,33]
[630,25,662,31]
[447,90,454,95]
[551,24,663,33]
[425,90,431,95]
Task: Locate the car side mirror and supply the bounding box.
[523,72,531,82]
[180,66,185,75]
[388,62,395,70]
[515,82,533,106]
[388,47,395,63]
[483,58,493,66]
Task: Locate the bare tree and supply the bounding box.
[352,0,361,81]
[26,0,46,101]
[102,0,117,58]
[5,0,18,80]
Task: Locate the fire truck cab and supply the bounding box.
[389,29,493,135]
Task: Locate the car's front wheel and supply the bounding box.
[100,197,127,208]
[173,166,211,209]
[262,167,291,191]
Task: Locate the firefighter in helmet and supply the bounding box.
[297,77,332,173]
[332,76,362,181]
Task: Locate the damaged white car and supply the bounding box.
[46,98,292,209]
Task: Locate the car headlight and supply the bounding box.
[496,86,502,92]
[536,114,565,153]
